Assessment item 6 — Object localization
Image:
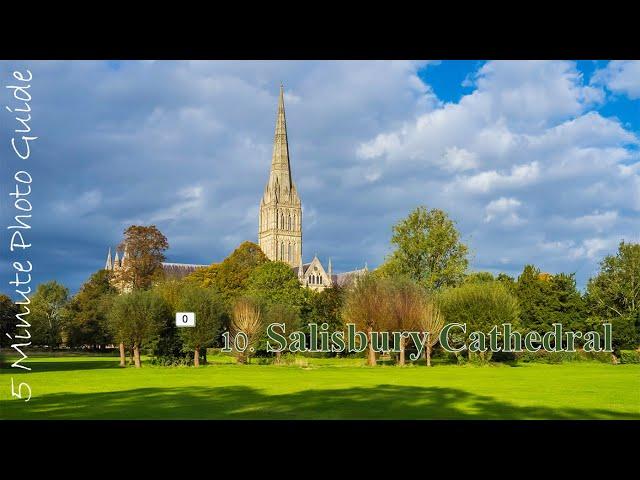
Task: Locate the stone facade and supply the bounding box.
[258,85,302,268]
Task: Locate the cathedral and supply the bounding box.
[105,85,366,291]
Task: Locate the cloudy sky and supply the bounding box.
[1,60,639,294]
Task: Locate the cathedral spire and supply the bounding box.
[105,247,112,270]
[270,84,292,188]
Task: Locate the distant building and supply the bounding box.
[104,85,367,292]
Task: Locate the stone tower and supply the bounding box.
[258,85,302,267]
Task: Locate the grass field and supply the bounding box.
[1,354,639,419]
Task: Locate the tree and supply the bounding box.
[266,303,300,363]
[64,270,116,349]
[307,285,345,335]
[464,272,495,284]
[0,295,19,365]
[515,265,552,333]
[386,277,424,366]
[176,287,225,367]
[108,290,170,367]
[187,241,268,299]
[30,281,69,349]
[438,280,520,362]
[343,273,390,366]
[378,206,469,291]
[116,225,169,291]
[185,263,219,289]
[515,266,587,337]
[586,241,640,351]
[246,261,305,309]
[418,300,445,367]
[231,297,264,364]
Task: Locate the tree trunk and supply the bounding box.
[426,342,432,367]
[367,327,377,366]
[398,340,405,366]
[276,350,282,364]
[133,343,141,368]
[130,346,135,365]
[119,342,126,367]
[194,347,200,368]
[202,348,207,365]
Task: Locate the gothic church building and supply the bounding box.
[106,86,366,291]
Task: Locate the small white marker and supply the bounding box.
[176,312,196,327]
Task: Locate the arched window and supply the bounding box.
[287,243,291,261]
[281,213,285,229]
[280,242,284,260]
[319,275,323,285]
[275,211,278,229]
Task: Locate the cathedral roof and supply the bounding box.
[162,262,208,279]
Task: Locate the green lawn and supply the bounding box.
[1,355,639,419]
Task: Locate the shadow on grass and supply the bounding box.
[5,384,637,420]
[9,360,122,373]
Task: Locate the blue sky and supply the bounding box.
[1,60,639,294]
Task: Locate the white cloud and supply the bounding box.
[484,197,524,225]
[442,147,478,172]
[5,59,639,293]
[592,60,640,100]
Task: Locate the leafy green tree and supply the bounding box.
[464,272,495,284]
[515,265,552,333]
[438,280,520,362]
[515,266,587,337]
[307,285,345,334]
[266,303,301,363]
[187,241,268,299]
[64,270,117,349]
[547,273,588,332]
[30,281,70,349]
[586,241,640,351]
[0,295,19,365]
[108,290,170,367]
[176,287,225,367]
[378,206,469,291]
[246,261,304,309]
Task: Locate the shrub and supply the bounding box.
[619,350,640,364]
[150,354,194,367]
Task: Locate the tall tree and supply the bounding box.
[378,206,469,291]
[343,273,391,366]
[64,270,117,349]
[0,295,19,364]
[108,290,170,367]
[307,285,345,335]
[515,266,587,336]
[176,287,225,367]
[30,281,70,349]
[586,241,640,351]
[418,299,445,367]
[117,225,169,291]
[386,277,424,366]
